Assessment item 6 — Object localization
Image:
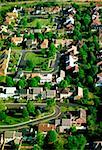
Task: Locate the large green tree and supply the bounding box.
[66,134,86,150]
[47,130,57,144]
[27,101,35,115]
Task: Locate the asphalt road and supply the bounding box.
[0,103,61,131]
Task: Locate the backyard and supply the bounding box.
[23,52,49,71]
[27,18,54,28]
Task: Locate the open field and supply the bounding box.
[24,52,48,66]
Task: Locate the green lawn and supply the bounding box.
[0,116,29,125]
[27,18,53,27]
[24,52,48,66]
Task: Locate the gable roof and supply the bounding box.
[41,39,48,49]
[38,124,56,132]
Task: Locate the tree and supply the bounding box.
[48,42,57,57]
[0,100,7,112]
[27,101,35,115]
[82,14,91,27]
[28,77,40,87]
[78,68,85,80]
[6,76,14,87]
[38,33,44,41]
[54,137,64,150]
[37,132,44,148]
[87,75,93,85]
[26,60,34,70]
[47,98,56,111]
[44,82,52,90]
[36,21,42,29]
[59,80,68,89]
[22,107,29,118]
[0,111,6,121]
[33,144,41,150]
[29,33,35,40]
[47,130,57,144]
[17,79,26,89]
[66,134,86,150]
[20,16,27,27]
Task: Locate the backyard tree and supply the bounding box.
[66,134,86,150]
[54,137,64,150]
[20,16,27,27]
[47,98,56,111]
[44,82,52,90]
[28,77,40,87]
[0,100,7,111]
[33,144,41,150]
[0,111,6,121]
[82,14,91,27]
[29,33,35,40]
[48,42,57,57]
[37,132,44,148]
[36,21,42,29]
[59,80,68,89]
[87,75,93,85]
[6,76,14,87]
[78,68,85,80]
[17,79,26,89]
[38,33,44,41]
[27,101,35,115]
[47,130,57,144]
[22,107,29,118]
[26,60,34,70]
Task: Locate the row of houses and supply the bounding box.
[0,85,83,101]
[0,49,11,76]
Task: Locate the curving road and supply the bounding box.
[0,103,61,131]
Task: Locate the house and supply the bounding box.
[56,70,65,83]
[74,87,83,100]
[96,72,102,87]
[0,49,11,76]
[46,90,56,98]
[91,7,101,26]
[7,12,18,19]
[55,109,86,133]
[58,88,73,99]
[0,131,22,145]
[64,15,74,25]
[44,6,61,14]
[28,87,43,99]
[65,55,78,70]
[0,25,8,33]
[41,39,48,49]
[11,35,23,45]
[0,87,16,98]
[55,116,73,133]
[55,39,73,48]
[30,73,53,84]
[73,109,86,128]
[65,45,78,55]
[26,39,37,49]
[38,124,56,134]
[59,119,72,133]
[5,12,18,25]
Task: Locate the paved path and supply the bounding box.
[0,103,61,131]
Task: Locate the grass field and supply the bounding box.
[27,18,53,27]
[24,52,48,66]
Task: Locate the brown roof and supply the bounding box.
[11,36,23,44]
[41,39,48,49]
[7,12,18,18]
[38,124,56,132]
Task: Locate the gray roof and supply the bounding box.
[62,119,72,126]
